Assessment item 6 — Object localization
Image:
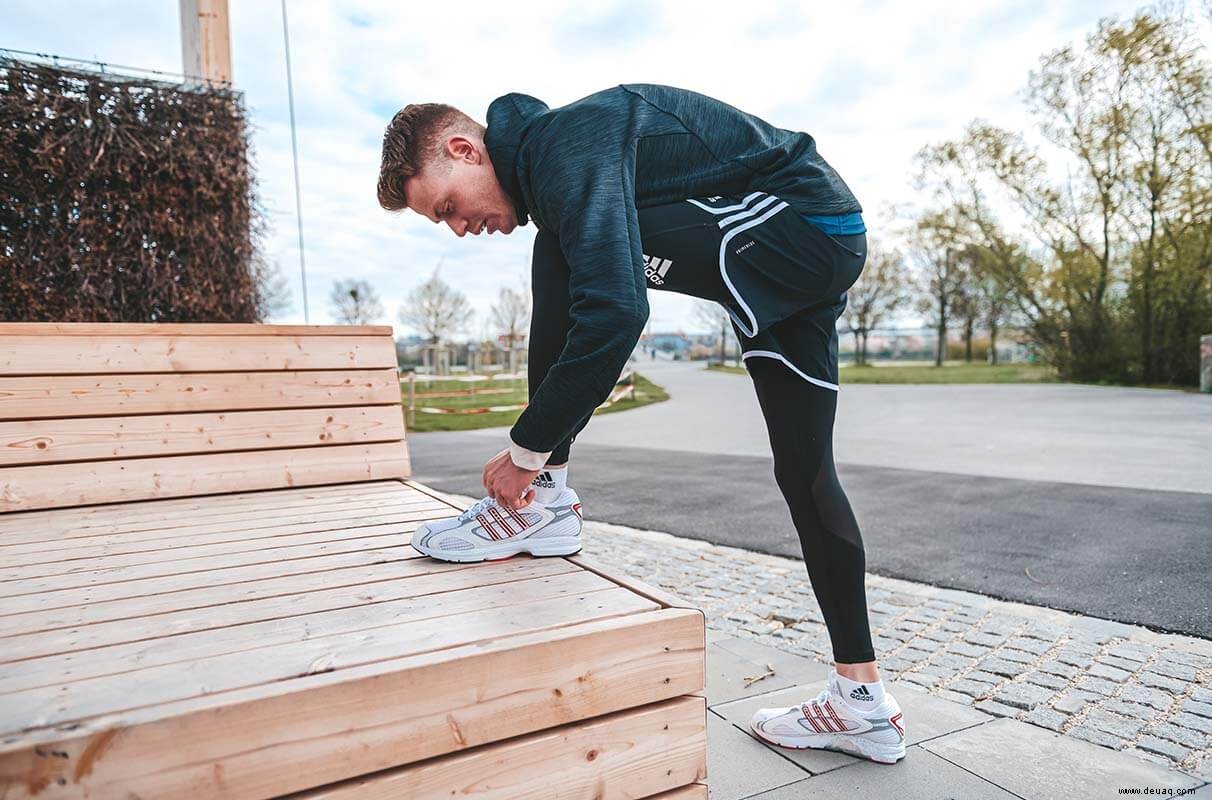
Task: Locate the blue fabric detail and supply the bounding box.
[802,211,866,235]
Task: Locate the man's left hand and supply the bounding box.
[483,448,540,509]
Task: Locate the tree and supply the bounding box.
[910,212,967,367]
[397,264,474,344]
[252,256,294,321]
[842,239,911,365]
[329,278,383,325]
[491,280,530,371]
[693,299,736,365]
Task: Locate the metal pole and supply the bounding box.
[280,0,309,323]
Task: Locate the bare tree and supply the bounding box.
[397,265,474,344]
[842,239,911,365]
[253,256,294,321]
[491,280,531,371]
[693,300,736,365]
[911,212,967,366]
[329,278,384,325]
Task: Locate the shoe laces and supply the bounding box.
[457,496,498,522]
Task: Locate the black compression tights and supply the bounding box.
[528,226,874,664]
[743,355,875,664]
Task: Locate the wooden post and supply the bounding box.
[179,0,232,85]
[407,372,416,427]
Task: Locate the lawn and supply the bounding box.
[402,371,669,433]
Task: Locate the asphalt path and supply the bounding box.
[405,360,1212,639]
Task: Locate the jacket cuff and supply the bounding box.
[509,435,552,471]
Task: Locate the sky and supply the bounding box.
[4,0,1184,336]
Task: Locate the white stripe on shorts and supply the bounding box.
[742,350,840,391]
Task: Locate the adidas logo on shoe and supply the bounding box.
[849,685,874,702]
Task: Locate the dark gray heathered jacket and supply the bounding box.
[483,83,862,458]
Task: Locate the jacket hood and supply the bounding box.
[484,92,550,227]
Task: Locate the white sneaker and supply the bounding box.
[411,488,584,563]
[748,668,906,764]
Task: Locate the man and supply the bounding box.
[377,84,906,765]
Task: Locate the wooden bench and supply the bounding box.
[0,322,707,799]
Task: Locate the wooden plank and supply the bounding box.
[0,608,704,799]
[0,526,415,597]
[291,696,707,799]
[0,323,392,336]
[0,441,411,512]
[1,584,656,731]
[0,405,405,467]
[0,479,417,537]
[0,494,443,547]
[647,784,709,800]
[0,545,421,615]
[0,335,396,375]
[0,560,583,693]
[0,505,445,571]
[0,369,401,420]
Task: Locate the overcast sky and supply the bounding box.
[5,0,1179,335]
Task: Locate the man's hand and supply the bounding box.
[483,448,540,509]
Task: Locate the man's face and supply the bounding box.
[404,135,519,237]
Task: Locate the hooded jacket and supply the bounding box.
[483,83,863,467]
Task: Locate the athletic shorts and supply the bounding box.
[637,191,867,391]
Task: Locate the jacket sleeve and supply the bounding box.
[508,145,650,463]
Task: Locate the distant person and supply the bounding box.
[377,84,904,764]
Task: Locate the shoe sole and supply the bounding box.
[749,721,906,764]
[411,535,583,563]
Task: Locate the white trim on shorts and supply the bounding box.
[741,350,840,391]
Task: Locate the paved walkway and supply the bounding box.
[428,486,1212,799]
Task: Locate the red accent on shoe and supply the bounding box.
[488,506,515,536]
[800,703,826,733]
[476,513,501,539]
[823,700,850,732]
[572,502,583,520]
[889,712,904,738]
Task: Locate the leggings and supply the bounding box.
[527,197,875,665]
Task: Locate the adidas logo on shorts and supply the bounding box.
[643,254,673,285]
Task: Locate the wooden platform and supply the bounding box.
[0,478,707,798]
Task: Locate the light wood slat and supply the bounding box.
[647,784,709,800]
[0,544,424,616]
[0,479,416,535]
[293,696,707,800]
[1,528,414,597]
[0,441,411,512]
[0,495,444,548]
[0,514,430,582]
[2,584,653,730]
[0,406,405,467]
[4,566,609,666]
[0,560,581,692]
[0,609,704,799]
[0,368,401,421]
[0,323,392,336]
[0,335,396,375]
[0,504,446,564]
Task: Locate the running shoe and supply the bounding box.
[748,667,906,764]
[410,488,584,563]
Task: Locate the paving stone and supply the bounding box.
[1133,735,1190,765]
[1182,698,1212,719]
[901,671,943,688]
[979,657,1031,678]
[1066,723,1126,748]
[948,642,989,658]
[1006,637,1052,655]
[939,621,970,634]
[1147,721,1209,749]
[1172,711,1212,735]
[898,647,936,662]
[921,717,1202,797]
[1084,708,1145,739]
[1100,654,1146,672]
[1088,662,1133,682]
[1118,683,1176,711]
[1021,621,1069,640]
[1075,675,1119,696]
[1139,671,1189,692]
[1069,616,1140,643]
[704,711,815,799]
[1024,671,1069,690]
[1148,661,1200,681]
[1052,689,1101,714]
[964,631,1005,647]
[1056,649,1099,668]
[918,627,953,643]
[930,652,975,669]
[1037,659,1081,679]
[1102,698,1162,723]
[974,699,1022,718]
[993,682,1055,711]
[1167,650,1212,669]
[981,617,1023,636]
[937,689,976,705]
[1190,686,1212,704]
[1106,641,1154,662]
[997,648,1037,664]
[966,669,1007,685]
[1023,706,1069,731]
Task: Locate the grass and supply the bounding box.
[402,371,669,433]
[706,361,1059,384]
